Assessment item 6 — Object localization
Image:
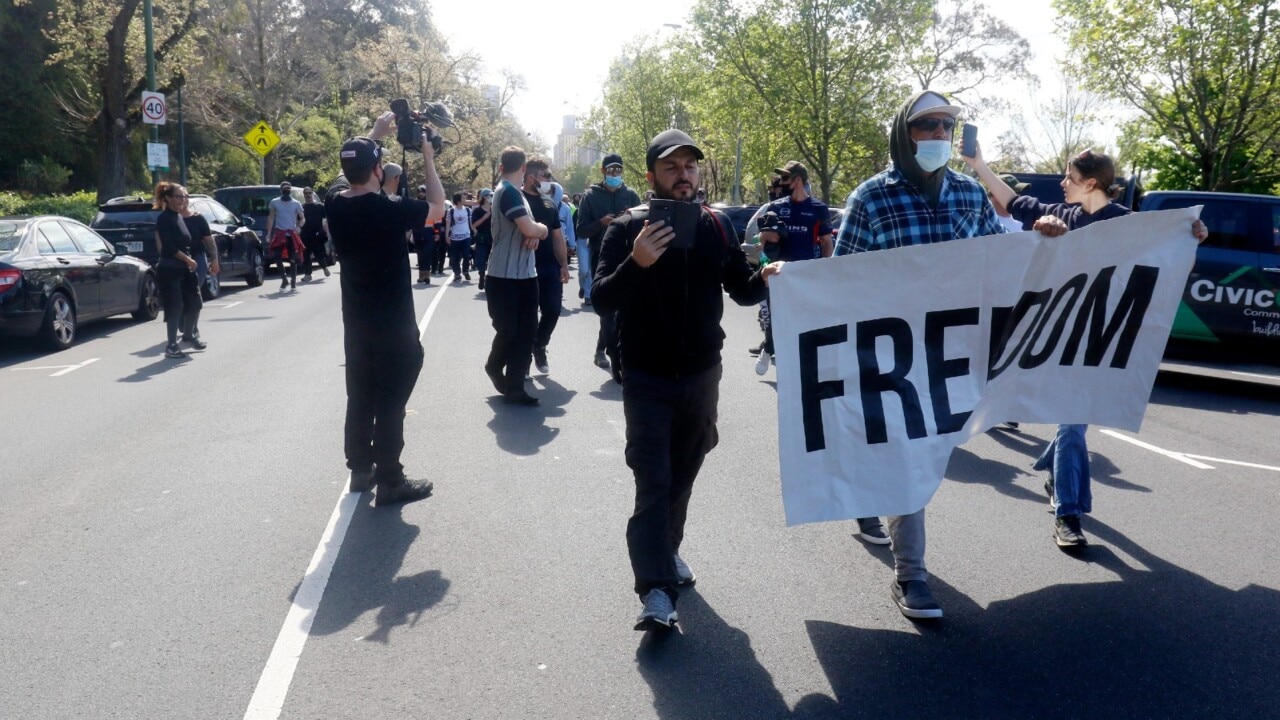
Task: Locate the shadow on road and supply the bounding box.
[307,503,450,644]
[483,375,575,456]
[1151,370,1280,417]
[636,519,1280,719]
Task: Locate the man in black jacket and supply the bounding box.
[593,129,783,631]
[576,153,641,377]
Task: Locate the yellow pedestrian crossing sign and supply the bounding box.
[244,121,280,156]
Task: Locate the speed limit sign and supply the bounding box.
[141,91,167,125]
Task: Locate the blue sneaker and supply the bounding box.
[635,588,678,631]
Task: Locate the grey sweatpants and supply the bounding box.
[888,508,927,582]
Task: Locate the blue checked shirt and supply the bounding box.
[835,167,1007,255]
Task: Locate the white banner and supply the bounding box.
[770,207,1201,526]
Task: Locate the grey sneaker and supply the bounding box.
[855,517,891,545]
[635,588,678,631]
[594,350,610,369]
[1054,514,1088,547]
[534,346,549,375]
[754,349,772,376]
[891,579,943,619]
[1044,469,1056,506]
[673,554,696,586]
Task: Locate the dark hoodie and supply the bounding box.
[889,90,954,207]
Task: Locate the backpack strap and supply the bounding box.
[703,207,731,249]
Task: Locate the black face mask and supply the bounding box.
[281,191,291,199]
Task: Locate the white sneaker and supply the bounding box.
[755,350,772,376]
[635,588,678,631]
[674,554,696,586]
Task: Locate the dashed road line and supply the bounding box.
[10,357,100,377]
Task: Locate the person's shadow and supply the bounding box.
[638,520,1280,718]
[306,503,450,644]
[484,376,575,455]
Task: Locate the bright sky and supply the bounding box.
[429,0,1075,157]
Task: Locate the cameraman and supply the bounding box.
[324,115,445,506]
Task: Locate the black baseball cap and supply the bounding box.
[601,153,623,169]
[339,136,381,172]
[646,129,704,170]
[775,160,809,182]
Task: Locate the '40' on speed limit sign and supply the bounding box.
[141,91,167,126]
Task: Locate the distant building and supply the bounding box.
[553,115,600,171]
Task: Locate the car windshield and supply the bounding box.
[93,209,159,230]
[0,220,29,252]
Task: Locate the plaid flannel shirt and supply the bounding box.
[835,167,1007,256]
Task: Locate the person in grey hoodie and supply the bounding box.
[575,153,642,378]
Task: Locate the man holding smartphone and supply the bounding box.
[593,129,783,631]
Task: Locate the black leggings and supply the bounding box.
[157,264,201,346]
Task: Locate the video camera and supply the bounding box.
[389,98,453,154]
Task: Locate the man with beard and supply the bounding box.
[836,91,1008,620]
[576,153,642,377]
[593,129,782,631]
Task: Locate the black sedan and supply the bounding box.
[0,216,159,350]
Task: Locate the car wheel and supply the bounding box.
[201,269,221,301]
[132,272,160,321]
[245,250,265,287]
[40,292,76,351]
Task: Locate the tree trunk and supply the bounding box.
[96,0,143,203]
[95,114,131,202]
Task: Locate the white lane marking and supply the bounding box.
[11,358,100,377]
[1098,429,1215,469]
[244,283,449,720]
[1182,455,1280,473]
[1229,370,1279,381]
[206,300,243,309]
[417,282,450,340]
[242,488,362,720]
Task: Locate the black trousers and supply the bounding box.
[301,232,328,273]
[535,270,563,350]
[448,238,473,276]
[623,364,721,598]
[414,234,433,274]
[343,333,423,480]
[432,238,447,274]
[157,263,201,346]
[484,276,538,394]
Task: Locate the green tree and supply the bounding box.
[1056,0,1280,191]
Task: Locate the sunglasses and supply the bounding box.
[909,117,956,132]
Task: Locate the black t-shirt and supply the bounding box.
[325,191,433,344]
[524,189,563,274]
[302,202,326,235]
[182,214,211,257]
[156,208,192,261]
[472,205,491,239]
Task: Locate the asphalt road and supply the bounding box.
[2,260,1278,720]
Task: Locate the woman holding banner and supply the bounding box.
[965,147,1207,548]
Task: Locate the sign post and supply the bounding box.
[141,91,167,126]
[244,121,281,184]
[147,142,169,172]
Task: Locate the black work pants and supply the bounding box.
[535,270,563,350]
[343,333,423,480]
[623,364,721,598]
[484,276,537,394]
[157,263,201,346]
[301,232,328,273]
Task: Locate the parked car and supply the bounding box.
[1140,191,1280,351]
[0,216,159,350]
[90,195,266,299]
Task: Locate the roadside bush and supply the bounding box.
[0,190,103,224]
[16,157,72,194]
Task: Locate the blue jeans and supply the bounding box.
[1034,424,1092,517]
[577,242,592,299]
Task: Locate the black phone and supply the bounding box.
[648,199,699,249]
[961,123,978,159]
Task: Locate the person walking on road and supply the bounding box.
[524,173,569,375]
[484,146,550,406]
[593,129,781,631]
[323,116,444,506]
[471,188,494,290]
[444,192,474,283]
[151,182,203,359]
[299,187,331,282]
[576,153,642,376]
[266,182,305,290]
[179,192,219,348]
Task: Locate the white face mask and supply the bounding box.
[914,140,952,172]
[538,181,552,195]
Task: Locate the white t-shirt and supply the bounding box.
[269,196,303,232]
[997,215,1024,234]
[448,206,472,239]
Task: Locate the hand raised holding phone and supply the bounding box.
[631,220,674,268]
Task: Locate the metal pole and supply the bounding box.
[178,80,187,186]
[144,0,158,185]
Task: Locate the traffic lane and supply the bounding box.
[277,281,1280,717]
[0,275,370,718]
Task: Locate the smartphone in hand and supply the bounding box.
[648,199,699,249]
[961,124,978,159]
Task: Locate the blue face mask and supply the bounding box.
[603,175,623,189]
[914,140,952,172]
